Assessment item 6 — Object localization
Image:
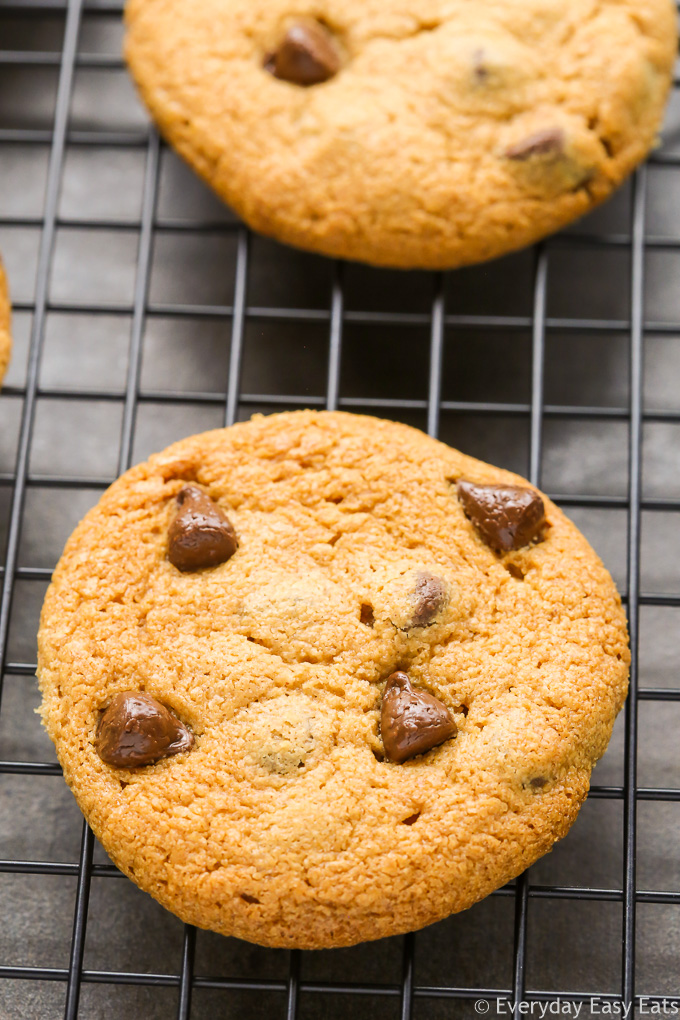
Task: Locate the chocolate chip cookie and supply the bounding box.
[38,411,629,948]
[0,259,11,386]
[124,0,676,269]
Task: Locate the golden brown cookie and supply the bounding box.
[0,258,11,386]
[38,411,629,948]
[124,0,676,269]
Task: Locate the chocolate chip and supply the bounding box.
[410,571,448,627]
[265,20,341,86]
[168,485,238,571]
[360,603,375,627]
[472,48,489,84]
[380,672,457,764]
[457,481,545,552]
[506,128,565,160]
[95,692,194,768]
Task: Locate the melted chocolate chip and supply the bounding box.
[360,603,375,627]
[506,128,565,160]
[380,672,457,764]
[472,48,489,84]
[240,893,260,904]
[457,481,545,552]
[95,692,194,768]
[168,485,238,571]
[410,571,448,627]
[265,20,341,86]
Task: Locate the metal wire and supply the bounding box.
[621,161,647,1013]
[0,0,679,1016]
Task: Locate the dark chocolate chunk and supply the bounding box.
[168,484,238,571]
[265,20,341,85]
[381,672,457,764]
[410,571,448,627]
[95,692,194,768]
[506,128,565,160]
[457,481,545,552]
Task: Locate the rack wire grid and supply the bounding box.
[0,1,680,1018]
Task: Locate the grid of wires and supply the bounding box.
[0,0,679,1017]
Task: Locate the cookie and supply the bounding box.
[38,411,629,949]
[0,258,11,386]
[124,0,676,269]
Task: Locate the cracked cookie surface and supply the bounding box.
[38,410,629,948]
[124,0,676,269]
[0,259,11,386]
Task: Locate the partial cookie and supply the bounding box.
[38,411,629,948]
[124,0,676,269]
[0,258,11,386]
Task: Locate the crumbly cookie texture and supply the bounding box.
[38,411,629,948]
[123,0,676,269]
[0,259,11,386]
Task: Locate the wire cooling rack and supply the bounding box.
[1,1,680,1017]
